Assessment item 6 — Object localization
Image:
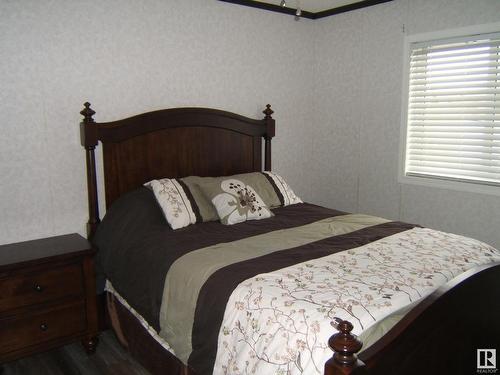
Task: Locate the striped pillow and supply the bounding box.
[261,171,303,207]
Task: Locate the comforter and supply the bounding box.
[93,187,500,375]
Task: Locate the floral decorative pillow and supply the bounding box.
[174,172,288,223]
[145,178,201,230]
[201,178,274,225]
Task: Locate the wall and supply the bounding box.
[0,0,315,244]
[312,0,500,248]
[2,0,499,249]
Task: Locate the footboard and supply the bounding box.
[325,261,500,375]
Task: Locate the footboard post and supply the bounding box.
[325,319,366,375]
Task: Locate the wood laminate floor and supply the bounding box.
[1,331,150,375]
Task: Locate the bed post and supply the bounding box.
[263,104,275,171]
[325,319,367,375]
[80,102,100,239]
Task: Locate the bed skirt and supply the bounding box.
[106,292,195,375]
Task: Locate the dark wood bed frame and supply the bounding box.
[80,102,500,375]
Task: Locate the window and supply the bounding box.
[401,26,500,193]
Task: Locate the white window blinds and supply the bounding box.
[405,32,500,186]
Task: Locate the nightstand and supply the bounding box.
[0,234,98,363]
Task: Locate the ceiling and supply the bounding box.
[254,0,365,13]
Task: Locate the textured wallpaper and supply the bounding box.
[2,0,500,249]
[0,0,315,244]
[313,0,500,248]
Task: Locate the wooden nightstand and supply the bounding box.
[0,233,98,363]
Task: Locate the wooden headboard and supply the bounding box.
[79,102,275,238]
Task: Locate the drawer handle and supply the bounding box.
[33,284,43,292]
[40,323,48,331]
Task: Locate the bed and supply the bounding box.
[80,102,500,375]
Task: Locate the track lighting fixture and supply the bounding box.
[279,0,301,19]
[294,0,302,19]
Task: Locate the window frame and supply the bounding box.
[398,22,500,197]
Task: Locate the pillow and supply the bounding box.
[200,178,274,225]
[147,172,302,228]
[179,172,287,221]
[179,176,220,222]
[261,171,303,207]
[146,178,201,230]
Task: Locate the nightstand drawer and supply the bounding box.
[0,264,84,312]
[0,301,87,354]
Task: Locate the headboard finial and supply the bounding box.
[80,102,96,123]
[263,104,274,119]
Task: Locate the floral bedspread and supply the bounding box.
[213,227,500,375]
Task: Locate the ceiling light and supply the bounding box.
[295,7,302,16]
[280,0,286,7]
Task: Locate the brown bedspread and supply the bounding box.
[93,187,348,330]
[93,187,415,374]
